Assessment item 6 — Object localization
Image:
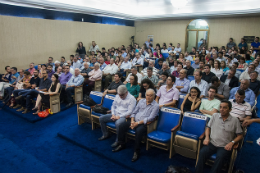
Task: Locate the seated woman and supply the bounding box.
[180,86,201,114]
[137,78,156,102]
[211,60,223,79]
[83,63,102,95]
[220,60,229,72]
[238,57,248,70]
[32,74,61,114]
[126,74,140,98]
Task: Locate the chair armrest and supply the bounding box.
[76,101,84,105]
[171,124,180,132]
[49,93,59,96]
[147,116,158,125]
[199,132,205,140]
[75,85,83,88]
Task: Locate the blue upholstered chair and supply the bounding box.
[237,69,244,73]
[162,53,169,60]
[187,75,194,81]
[146,107,182,158]
[173,112,207,164]
[190,61,195,65]
[177,94,186,109]
[91,94,115,130]
[77,91,103,125]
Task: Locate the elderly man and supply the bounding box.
[103,73,123,96]
[199,86,221,118]
[72,54,82,70]
[83,63,102,95]
[156,75,179,108]
[189,70,208,98]
[112,88,159,162]
[99,57,107,71]
[229,79,255,107]
[80,62,92,78]
[174,69,190,94]
[132,52,144,68]
[141,60,158,76]
[192,58,200,69]
[118,56,131,77]
[98,85,136,143]
[65,68,84,107]
[208,76,230,100]
[124,67,142,85]
[184,52,193,61]
[184,60,194,76]
[224,62,241,79]
[54,61,61,72]
[202,64,216,83]
[102,59,118,89]
[220,68,238,89]
[156,72,168,89]
[28,63,36,75]
[172,63,183,78]
[229,89,252,122]
[141,67,158,86]
[157,62,171,78]
[196,100,243,173]
[249,71,260,95]
[240,64,260,81]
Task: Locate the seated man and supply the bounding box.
[224,62,242,79]
[202,64,216,83]
[118,56,131,77]
[155,58,163,70]
[141,67,158,86]
[189,70,208,98]
[99,57,107,71]
[229,79,255,107]
[111,89,159,162]
[65,68,84,107]
[103,73,123,96]
[220,68,239,89]
[98,85,136,143]
[156,75,179,108]
[47,65,55,79]
[199,61,205,72]
[80,62,92,78]
[229,89,252,122]
[83,63,102,95]
[89,57,98,70]
[249,71,260,95]
[156,72,168,89]
[240,64,260,81]
[157,62,171,77]
[72,54,82,69]
[124,67,142,85]
[132,52,144,70]
[184,60,194,76]
[191,58,200,69]
[102,59,118,89]
[59,65,72,102]
[196,100,243,173]
[174,69,190,94]
[66,60,75,75]
[199,86,221,118]
[28,63,36,75]
[172,63,183,78]
[141,60,158,76]
[208,76,230,100]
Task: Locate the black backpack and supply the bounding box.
[83,95,97,106]
[92,105,110,114]
[165,165,191,173]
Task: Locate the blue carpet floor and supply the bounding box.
[0,101,259,173]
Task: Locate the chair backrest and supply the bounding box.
[190,61,195,65]
[162,53,169,59]
[237,69,244,73]
[90,91,103,104]
[187,75,194,81]
[181,112,207,137]
[34,65,38,70]
[156,107,181,133]
[102,94,115,110]
[177,94,186,109]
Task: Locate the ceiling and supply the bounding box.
[1,0,260,20]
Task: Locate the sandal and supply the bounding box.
[33,110,40,115]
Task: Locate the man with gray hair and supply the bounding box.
[157,61,171,78]
[124,66,142,85]
[118,56,131,77]
[229,79,255,107]
[174,69,190,94]
[142,67,158,86]
[98,85,136,143]
[191,58,200,69]
[72,55,82,69]
[141,60,158,76]
[111,88,159,162]
[80,62,92,78]
[184,60,194,76]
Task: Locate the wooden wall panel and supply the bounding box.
[0,15,135,73]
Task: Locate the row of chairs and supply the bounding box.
[77,91,240,173]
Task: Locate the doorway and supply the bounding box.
[186,19,209,52]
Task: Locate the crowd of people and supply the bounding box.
[0,37,260,171]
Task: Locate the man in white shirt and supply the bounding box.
[141,60,158,76]
[175,43,182,57]
[161,45,169,54]
[72,55,82,69]
[89,41,99,54]
[216,52,226,62]
[225,62,242,79]
[184,52,193,61]
[102,59,118,89]
[124,67,142,85]
[189,70,209,98]
[66,61,75,75]
[119,57,131,77]
[191,58,200,69]
[240,64,260,81]
[132,53,144,68]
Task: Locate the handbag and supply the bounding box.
[83,95,97,106]
[38,109,53,118]
[92,105,109,114]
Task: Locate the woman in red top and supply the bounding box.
[105,56,110,65]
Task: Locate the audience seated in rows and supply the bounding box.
[207,76,230,100]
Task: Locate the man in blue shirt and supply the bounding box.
[72,54,82,69]
[238,38,248,50]
[251,37,260,54]
[0,67,18,99]
[121,48,127,58]
[89,57,98,69]
[229,79,255,107]
[65,68,84,107]
[174,69,190,94]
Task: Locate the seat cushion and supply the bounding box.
[176,131,199,140]
[106,122,116,129]
[91,111,105,117]
[79,104,91,110]
[147,130,171,143]
[128,129,135,135]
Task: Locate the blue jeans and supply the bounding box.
[4,87,14,102]
[66,87,74,103]
[195,143,232,173]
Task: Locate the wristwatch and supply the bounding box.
[137,121,139,125]
[231,140,235,144]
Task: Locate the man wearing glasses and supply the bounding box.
[59,65,72,103]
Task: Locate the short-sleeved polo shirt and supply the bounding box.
[199,99,220,118]
[156,85,179,105]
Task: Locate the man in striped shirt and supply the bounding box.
[229,89,252,122]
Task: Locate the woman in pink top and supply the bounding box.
[83,63,102,95]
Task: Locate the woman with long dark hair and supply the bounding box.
[76,42,86,59]
[32,74,61,114]
[137,79,156,101]
[181,86,201,114]
[126,74,140,98]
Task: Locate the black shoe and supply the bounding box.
[98,135,110,141]
[112,145,125,152]
[66,102,73,107]
[111,142,119,148]
[15,95,22,100]
[131,152,140,162]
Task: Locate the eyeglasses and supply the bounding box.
[119,93,125,97]
[42,73,47,74]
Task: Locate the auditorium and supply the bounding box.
[1,0,260,172]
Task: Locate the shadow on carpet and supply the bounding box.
[57,123,214,173]
[0,102,76,123]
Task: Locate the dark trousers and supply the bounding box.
[102,74,112,89]
[66,87,74,103]
[83,79,95,95]
[195,143,232,173]
[19,89,39,109]
[118,69,126,77]
[60,85,66,102]
[4,87,14,102]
